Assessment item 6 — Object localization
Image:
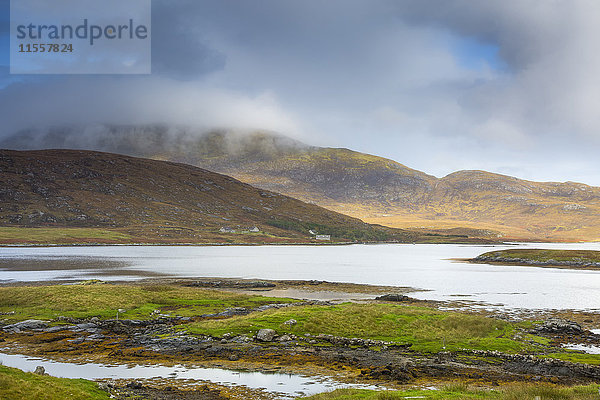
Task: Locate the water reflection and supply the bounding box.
[1,243,600,311]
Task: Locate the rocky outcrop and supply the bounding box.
[375,294,413,302]
[464,349,600,380]
[532,319,584,335]
[474,255,600,268]
[2,319,48,332]
[185,280,275,289]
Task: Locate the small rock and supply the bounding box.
[256,328,277,342]
[232,335,251,343]
[126,381,143,389]
[33,366,46,375]
[278,334,292,342]
[283,319,297,326]
[86,333,105,341]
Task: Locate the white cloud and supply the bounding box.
[3,0,600,184]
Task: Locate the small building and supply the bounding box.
[315,234,330,241]
[249,226,260,233]
[219,226,235,233]
[308,229,317,235]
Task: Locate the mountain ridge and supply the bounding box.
[3,125,599,241]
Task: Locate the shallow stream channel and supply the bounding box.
[0,351,383,398]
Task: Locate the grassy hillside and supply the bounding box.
[0,149,471,244]
[0,365,110,400]
[5,127,600,241]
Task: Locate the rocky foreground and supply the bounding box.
[1,280,600,399]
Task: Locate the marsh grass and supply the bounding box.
[301,383,600,400]
[185,303,520,352]
[0,283,297,321]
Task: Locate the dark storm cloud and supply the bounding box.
[1,1,600,184]
[150,0,226,79]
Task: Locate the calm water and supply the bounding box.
[0,352,381,398]
[1,243,600,311]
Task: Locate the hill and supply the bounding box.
[4,126,600,241]
[0,149,473,245]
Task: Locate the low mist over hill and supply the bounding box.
[4,126,600,241]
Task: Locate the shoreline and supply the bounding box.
[465,248,600,271]
[0,238,500,247]
[466,258,600,271]
[3,238,599,248]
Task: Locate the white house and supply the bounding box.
[308,229,317,235]
[249,226,260,233]
[315,234,330,241]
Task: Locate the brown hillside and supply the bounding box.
[0,149,459,244]
[3,127,599,241]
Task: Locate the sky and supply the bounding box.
[1,0,600,185]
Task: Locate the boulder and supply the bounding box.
[3,319,48,331]
[256,328,277,342]
[232,335,252,343]
[376,294,412,302]
[43,325,70,333]
[283,319,297,326]
[33,366,46,375]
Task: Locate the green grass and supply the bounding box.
[475,249,600,265]
[185,302,527,353]
[2,284,598,365]
[543,352,600,366]
[0,227,132,244]
[301,383,600,400]
[0,283,298,321]
[0,364,110,400]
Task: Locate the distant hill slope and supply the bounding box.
[0,149,464,244]
[4,126,600,241]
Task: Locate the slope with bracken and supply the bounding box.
[0,149,471,244]
[3,126,600,241]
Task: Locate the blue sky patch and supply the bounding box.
[451,35,507,72]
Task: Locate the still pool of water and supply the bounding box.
[1,242,600,311]
[563,344,600,354]
[0,352,381,398]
